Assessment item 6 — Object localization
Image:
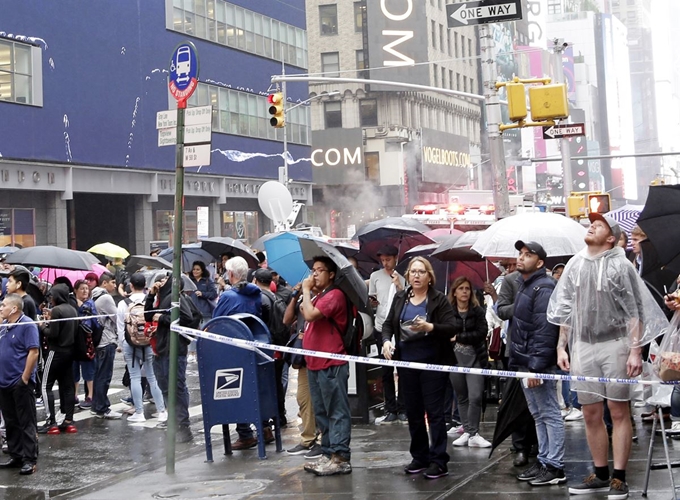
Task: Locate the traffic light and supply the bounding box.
[567,194,586,218]
[267,92,285,128]
[528,83,569,121]
[506,82,527,122]
[587,193,611,214]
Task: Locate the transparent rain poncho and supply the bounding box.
[547,246,670,401]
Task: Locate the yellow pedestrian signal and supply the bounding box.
[587,193,611,214]
[528,84,569,121]
[567,194,586,218]
[267,92,285,128]
[506,82,527,122]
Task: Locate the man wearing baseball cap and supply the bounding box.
[547,212,669,498]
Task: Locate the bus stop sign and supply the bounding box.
[169,41,199,105]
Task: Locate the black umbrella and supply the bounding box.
[353,217,434,260]
[298,237,370,314]
[6,246,100,271]
[125,255,173,274]
[199,237,259,268]
[430,231,482,261]
[637,184,680,275]
[489,377,533,458]
[334,242,378,279]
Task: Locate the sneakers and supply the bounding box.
[78,397,92,410]
[120,396,133,406]
[397,412,408,423]
[452,432,470,446]
[608,478,629,500]
[35,397,44,409]
[664,421,680,435]
[311,454,352,476]
[304,454,331,473]
[517,462,543,481]
[560,407,571,418]
[447,425,465,435]
[468,434,492,448]
[287,443,312,456]
[58,421,77,434]
[96,409,123,420]
[176,425,194,443]
[404,460,427,474]
[127,412,146,423]
[157,411,168,423]
[37,420,58,435]
[528,466,566,486]
[422,462,448,479]
[377,412,399,424]
[304,443,323,459]
[565,408,584,421]
[568,474,611,495]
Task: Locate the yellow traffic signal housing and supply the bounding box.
[506,82,527,122]
[267,92,285,128]
[587,193,611,214]
[567,194,587,218]
[529,83,569,121]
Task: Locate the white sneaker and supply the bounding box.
[467,434,492,448]
[565,408,584,421]
[157,411,168,423]
[452,432,470,446]
[128,412,146,423]
[102,410,123,420]
[447,425,465,435]
[666,421,680,435]
[634,401,648,408]
[560,407,571,418]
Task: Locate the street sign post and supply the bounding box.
[446,0,522,28]
[183,144,211,167]
[542,123,586,140]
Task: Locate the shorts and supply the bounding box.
[73,359,96,383]
[571,338,631,404]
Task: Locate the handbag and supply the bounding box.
[488,326,503,360]
[654,310,680,381]
[283,331,306,369]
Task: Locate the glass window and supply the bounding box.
[0,209,35,248]
[321,52,339,76]
[439,24,444,53]
[359,99,378,127]
[0,39,38,106]
[354,2,364,32]
[325,101,342,128]
[364,152,380,182]
[319,4,338,35]
[356,50,365,70]
[222,211,259,244]
[468,38,473,64]
[431,21,436,49]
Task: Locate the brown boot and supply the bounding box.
[262,427,275,444]
[231,437,258,450]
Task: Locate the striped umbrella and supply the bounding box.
[605,204,643,247]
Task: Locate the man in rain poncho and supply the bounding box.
[547,213,669,499]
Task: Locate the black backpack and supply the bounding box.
[324,287,364,356]
[261,289,289,346]
[74,319,96,362]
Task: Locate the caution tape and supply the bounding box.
[170,321,679,387]
[3,307,173,328]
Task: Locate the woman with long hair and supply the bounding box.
[382,257,456,479]
[188,260,218,324]
[448,276,490,448]
[72,280,97,409]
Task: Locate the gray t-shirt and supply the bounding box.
[369,269,405,332]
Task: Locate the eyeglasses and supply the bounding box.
[409,269,428,276]
[312,268,328,275]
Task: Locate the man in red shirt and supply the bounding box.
[300,256,351,476]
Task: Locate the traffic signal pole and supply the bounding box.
[552,40,572,204]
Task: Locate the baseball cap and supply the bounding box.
[253,268,273,285]
[588,212,622,243]
[377,244,398,257]
[514,240,547,262]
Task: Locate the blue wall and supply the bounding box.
[0,0,311,182]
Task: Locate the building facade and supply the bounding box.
[0,0,311,252]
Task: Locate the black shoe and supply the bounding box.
[513,451,528,467]
[0,458,22,469]
[529,466,566,486]
[36,421,57,435]
[517,462,543,481]
[19,463,36,475]
[404,460,427,474]
[176,426,193,443]
[423,463,448,479]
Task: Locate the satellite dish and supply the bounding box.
[258,181,293,225]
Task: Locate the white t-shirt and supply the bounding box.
[369,269,405,332]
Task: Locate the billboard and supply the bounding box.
[310,129,364,185]
[420,129,470,186]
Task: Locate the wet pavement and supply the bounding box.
[2,358,680,499]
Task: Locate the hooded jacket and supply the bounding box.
[451,302,489,368]
[43,283,78,353]
[213,281,262,318]
[91,287,118,347]
[509,268,558,372]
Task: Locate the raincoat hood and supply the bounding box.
[50,284,71,306]
[232,281,261,298]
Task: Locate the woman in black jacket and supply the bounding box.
[382,257,456,480]
[448,276,490,449]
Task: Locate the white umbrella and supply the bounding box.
[471,212,587,258]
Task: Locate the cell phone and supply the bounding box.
[401,316,422,327]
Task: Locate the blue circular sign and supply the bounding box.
[169,41,199,103]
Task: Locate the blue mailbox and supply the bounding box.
[198,313,282,460]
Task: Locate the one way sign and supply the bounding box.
[542,123,586,140]
[446,0,523,28]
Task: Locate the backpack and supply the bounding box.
[324,287,364,356]
[124,297,151,347]
[80,304,104,348]
[74,320,96,362]
[261,289,289,346]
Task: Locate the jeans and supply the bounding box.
[153,354,190,427]
[123,343,165,415]
[399,367,450,469]
[0,380,37,465]
[522,378,565,469]
[672,386,680,419]
[558,369,581,409]
[308,363,351,460]
[450,353,485,436]
[92,344,117,414]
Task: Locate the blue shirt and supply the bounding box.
[0,315,40,388]
[398,300,437,362]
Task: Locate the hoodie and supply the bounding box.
[213,281,262,318]
[91,287,118,347]
[42,283,78,353]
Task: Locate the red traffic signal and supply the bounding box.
[267,92,285,128]
[587,193,611,214]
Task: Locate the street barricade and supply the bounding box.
[197,313,282,460]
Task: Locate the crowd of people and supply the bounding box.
[0,210,674,499]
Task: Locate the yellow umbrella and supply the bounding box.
[87,242,130,259]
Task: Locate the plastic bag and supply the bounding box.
[654,311,680,381]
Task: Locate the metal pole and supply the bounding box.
[167,101,185,474]
[552,40,572,203]
[278,46,289,189]
[479,24,511,218]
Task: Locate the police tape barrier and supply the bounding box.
[5,308,172,328]
[170,321,680,387]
